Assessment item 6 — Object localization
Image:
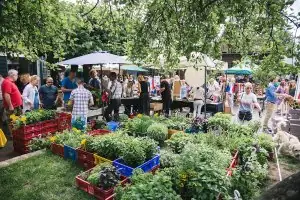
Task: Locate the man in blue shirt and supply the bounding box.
[39,77,58,109]
[263,77,278,131]
[61,71,77,104]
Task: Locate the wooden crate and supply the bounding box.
[150,103,163,111]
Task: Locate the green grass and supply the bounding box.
[0,151,95,200]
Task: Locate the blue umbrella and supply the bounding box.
[225,66,253,75]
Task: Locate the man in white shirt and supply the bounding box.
[104,72,122,121]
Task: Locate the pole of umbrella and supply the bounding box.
[118,64,121,76]
[100,64,104,116]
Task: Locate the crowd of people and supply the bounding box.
[0,68,299,135]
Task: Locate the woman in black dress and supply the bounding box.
[138,75,150,115]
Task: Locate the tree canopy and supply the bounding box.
[0,0,299,74]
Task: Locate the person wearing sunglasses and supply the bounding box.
[39,77,59,110]
[238,82,261,122]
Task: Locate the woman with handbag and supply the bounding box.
[238,82,261,122]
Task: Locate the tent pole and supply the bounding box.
[118,64,121,76]
[100,64,104,117]
[204,65,207,119]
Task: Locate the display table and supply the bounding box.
[172,99,223,115]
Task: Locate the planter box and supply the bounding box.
[113,155,160,177]
[51,143,64,157]
[94,154,113,165]
[77,159,96,170]
[226,151,239,177]
[168,129,180,139]
[40,126,58,135]
[64,145,78,161]
[77,148,95,163]
[88,129,111,136]
[75,168,129,200]
[57,113,72,131]
[13,144,30,154]
[12,130,42,141]
[41,119,57,128]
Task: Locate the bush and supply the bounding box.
[121,138,146,167]
[258,133,275,152]
[160,149,179,169]
[137,137,158,160]
[166,132,195,154]
[170,143,232,200]
[125,117,154,137]
[115,170,181,200]
[146,123,168,145]
[87,134,126,160]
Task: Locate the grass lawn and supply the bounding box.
[0,151,94,200]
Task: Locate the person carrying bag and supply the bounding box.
[238,82,261,122]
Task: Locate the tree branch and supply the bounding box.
[81,0,100,17]
[280,11,299,27]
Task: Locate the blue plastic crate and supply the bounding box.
[107,121,119,132]
[64,145,78,161]
[113,155,160,177]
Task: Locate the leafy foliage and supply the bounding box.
[166,132,195,154]
[146,123,168,145]
[115,170,182,200]
[160,149,179,169]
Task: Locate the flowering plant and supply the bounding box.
[10,109,56,130]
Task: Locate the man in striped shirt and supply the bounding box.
[70,79,94,126]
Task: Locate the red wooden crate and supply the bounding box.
[226,151,239,177]
[77,148,95,163]
[13,143,30,154]
[77,159,96,170]
[88,129,111,136]
[76,168,129,200]
[51,143,64,157]
[57,112,72,131]
[40,126,58,135]
[21,123,42,134]
[12,130,42,141]
[41,119,57,128]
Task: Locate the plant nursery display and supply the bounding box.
[10,109,56,129]
[5,111,294,200]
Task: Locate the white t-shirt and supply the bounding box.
[239,92,258,113]
[191,87,205,100]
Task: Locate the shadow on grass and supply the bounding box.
[0,150,95,200]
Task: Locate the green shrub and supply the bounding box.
[166,132,194,153]
[121,138,146,167]
[160,149,179,168]
[146,123,168,145]
[258,133,275,152]
[171,143,232,200]
[137,137,158,160]
[87,134,126,160]
[54,130,87,148]
[125,117,153,137]
[115,170,181,200]
[29,136,51,152]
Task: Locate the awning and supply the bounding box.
[121,66,148,72]
[225,67,253,75]
[57,51,131,65]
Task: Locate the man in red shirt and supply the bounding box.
[2,70,22,136]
